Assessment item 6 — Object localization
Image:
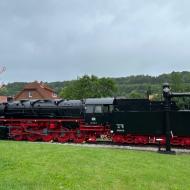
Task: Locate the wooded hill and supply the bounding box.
[1,71,190,99]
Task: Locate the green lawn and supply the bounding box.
[0,141,190,190]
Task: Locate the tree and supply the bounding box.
[146,86,152,99]
[0,86,8,96]
[59,75,117,99]
[128,90,143,99]
[170,72,183,92]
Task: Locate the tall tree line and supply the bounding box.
[1,71,190,100]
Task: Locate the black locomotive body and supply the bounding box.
[2,99,83,118]
[111,99,179,135]
[111,99,165,136]
[0,83,190,149]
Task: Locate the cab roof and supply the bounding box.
[85,98,114,105]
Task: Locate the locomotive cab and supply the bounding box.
[84,98,114,126]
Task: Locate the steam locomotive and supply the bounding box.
[0,83,190,150]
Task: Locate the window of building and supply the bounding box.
[28,91,32,98]
[52,92,57,97]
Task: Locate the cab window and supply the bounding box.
[94,105,102,113]
[109,105,114,112]
[86,105,94,113]
[103,105,114,113]
[103,105,109,113]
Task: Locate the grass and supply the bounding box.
[0,141,190,190]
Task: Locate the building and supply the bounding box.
[0,96,13,103]
[0,96,8,103]
[15,81,58,100]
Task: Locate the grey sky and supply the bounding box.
[0,0,190,82]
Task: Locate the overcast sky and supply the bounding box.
[0,0,190,82]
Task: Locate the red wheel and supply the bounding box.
[13,135,23,141]
[57,135,69,143]
[42,134,53,142]
[10,128,23,137]
[57,128,70,143]
[73,130,85,143]
[112,134,124,143]
[125,136,134,144]
[27,134,39,142]
[73,137,85,143]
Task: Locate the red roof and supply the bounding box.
[15,81,59,100]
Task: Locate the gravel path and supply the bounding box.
[29,141,190,154]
